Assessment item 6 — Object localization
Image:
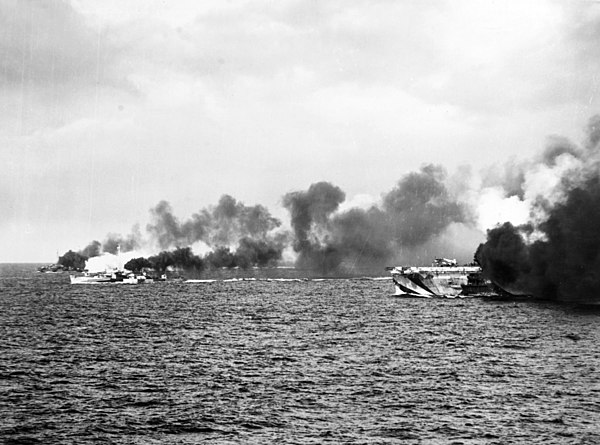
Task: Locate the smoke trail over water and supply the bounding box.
[67,117,600,283]
[139,195,286,269]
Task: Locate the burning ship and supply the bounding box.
[387,258,493,298]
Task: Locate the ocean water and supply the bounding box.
[1,264,599,444]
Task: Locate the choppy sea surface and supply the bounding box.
[1,264,599,444]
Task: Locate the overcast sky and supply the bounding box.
[1,0,599,262]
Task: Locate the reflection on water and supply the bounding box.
[1,265,599,444]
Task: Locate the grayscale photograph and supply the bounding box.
[1,0,599,443]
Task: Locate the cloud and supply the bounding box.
[0,0,102,87]
[0,0,138,135]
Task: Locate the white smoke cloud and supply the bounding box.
[475,187,530,231]
[85,251,140,273]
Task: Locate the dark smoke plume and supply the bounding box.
[102,225,142,254]
[146,200,191,249]
[382,164,468,247]
[205,247,237,269]
[474,222,532,294]
[79,240,101,258]
[283,167,469,274]
[330,207,390,268]
[146,195,282,251]
[234,237,284,268]
[283,181,346,272]
[58,240,100,269]
[477,175,600,301]
[133,237,284,274]
[147,195,285,268]
[146,247,204,273]
[477,115,600,302]
[207,195,281,246]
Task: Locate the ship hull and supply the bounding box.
[389,266,482,298]
[69,274,139,284]
[70,275,112,284]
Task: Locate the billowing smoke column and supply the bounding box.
[283,181,346,272]
[146,195,282,250]
[329,207,390,270]
[146,201,189,249]
[79,240,101,258]
[145,194,285,268]
[102,225,142,254]
[382,164,467,247]
[283,167,470,274]
[476,115,600,302]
